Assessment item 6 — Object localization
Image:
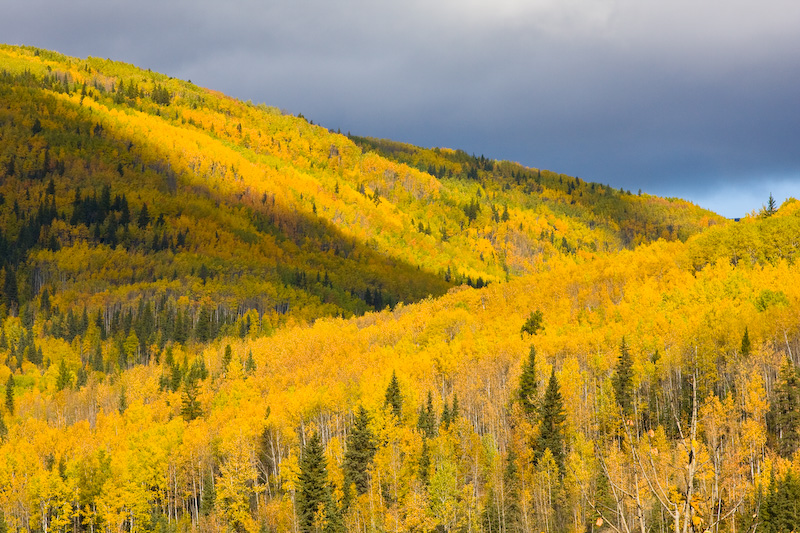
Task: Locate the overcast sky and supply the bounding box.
[4,0,799,217]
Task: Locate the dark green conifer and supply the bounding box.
[503,449,522,533]
[417,391,436,438]
[536,369,566,473]
[298,432,335,532]
[612,337,633,415]
[118,385,127,413]
[223,344,232,372]
[343,406,376,499]
[244,350,256,373]
[4,374,13,415]
[741,327,752,357]
[200,469,216,515]
[418,439,431,487]
[769,358,800,457]
[56,358,71,391]
[384,371,402,420]
[181,376,202,421]
[518,345,539,418]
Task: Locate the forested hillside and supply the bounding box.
[1,44,799,533]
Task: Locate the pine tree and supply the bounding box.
[222,344,232,372]
[440,401,451,429]
[503,449,522,533]
[518,345,539,418]
[417,390,436,438]
[182,376,202,421]
[297,433,337,532]
[4,374,13,415]
[244,350,256,374]
[612,337,633,415]
[418,439,431,487]
[384,371,402,420]
[741,327,752,357]
[3,268,17,312]
[56,358,71,391]
[343,406,376,500]
[769,358,800,457]
[200,470,216,515]
[118,385,127,413]
[536,369,566,473]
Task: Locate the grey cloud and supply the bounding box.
[3,0,799,217]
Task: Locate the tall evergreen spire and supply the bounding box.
[343,406,376,498]
[384,371,403,420]
[536,368,566,473]
[518,344,539,418]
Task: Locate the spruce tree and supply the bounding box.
[769,358,800,457]
[118,385,127,413]
[298,433,337,532]
[343,406,376,499]
[3,268,17,312]
[418,439,431,487]
[56,358,72,391]
[503,449,522,533]
[417,390,436,438]
[181,376,202,421]
[612,337,633,415]
[518,345,539,418]
[536,369,566,473]
[200,470,216,515]
[4,374,13,415]
[741,327,752,357]
[384,371,402,420]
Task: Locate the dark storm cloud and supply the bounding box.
[4,0,799,217]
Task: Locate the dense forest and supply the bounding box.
[1,44,799,533]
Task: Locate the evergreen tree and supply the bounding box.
[297,432,338,532]
[343,406,376,499]
[612,336,633,415]
[769,358,800,457]
[503,449,522,533]
[200,470,216,515]
[440,401,451,429]
[4,374,13,415]
[384,371,402,420]
[518,344,539,418]
[222,344,232,372]
[417,390,436,438]
[244,350,256,374]
[520,309,543,337]
[0,415,6,442]
[195,307,211,343]
[3,268,17,312]
[536,369,567,474]
[181,376,202,421]
[418,439,431,487]
[741,327,752,357]
[56,358,71,391]
[761,471,800,533]
[118,385,127,413]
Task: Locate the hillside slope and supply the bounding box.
[5,44,796,533]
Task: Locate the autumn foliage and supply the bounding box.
[0,44,799,532]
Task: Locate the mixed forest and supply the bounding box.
[0,44,799,533]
